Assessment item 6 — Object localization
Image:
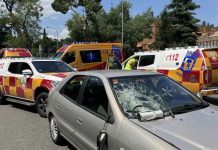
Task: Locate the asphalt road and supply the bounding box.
[0,102,74,150]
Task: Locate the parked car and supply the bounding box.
[47,70,218,150]
[0,57,74,117]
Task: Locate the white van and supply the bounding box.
[122,46,218,101]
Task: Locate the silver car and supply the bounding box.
[47,70,218,150]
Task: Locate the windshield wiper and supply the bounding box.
[172,103,208,114]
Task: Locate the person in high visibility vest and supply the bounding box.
[124,58,138,70]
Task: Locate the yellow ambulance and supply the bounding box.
[54,42,123,71]
[54,42,124,71]
[122,46,218,101]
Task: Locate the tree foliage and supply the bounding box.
[65,1,155,56]
[167,0,200,47]
[0,0,43,48]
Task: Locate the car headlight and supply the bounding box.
[51,80,60,87]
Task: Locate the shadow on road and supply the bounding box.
[7,102,37,114]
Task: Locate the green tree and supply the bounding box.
[52,0,102,41]
[127,8,155,54]
[0,0,43,48]
[0,28,7,48]
[154,8,176,49]
[167,0,200,46]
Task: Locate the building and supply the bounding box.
[197,22,218,47]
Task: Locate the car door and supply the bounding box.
[75,76,110,150]
[4,62,21,97]
[53,75,87,146]
[16,62,35,100]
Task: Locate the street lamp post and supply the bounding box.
[46,26,59,50]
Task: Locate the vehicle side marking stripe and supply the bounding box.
[9,77,16,86]
[16,87,24,97]
[4,86,9,95]
[26,78,33,89]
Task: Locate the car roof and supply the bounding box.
[73,70,161,78]
[2,57,62,62]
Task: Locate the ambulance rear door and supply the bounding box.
[157,49,188,82]
[202,48,218,86]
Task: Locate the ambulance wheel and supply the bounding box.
[36,92,48,118]
[49,115,64,145]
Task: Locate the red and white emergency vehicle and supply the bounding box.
[0,48,32,58]
[0,57,73,117]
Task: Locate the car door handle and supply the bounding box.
[77,118,83,125]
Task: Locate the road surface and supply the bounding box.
[0,102,74,150]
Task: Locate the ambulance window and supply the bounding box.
[62,52,75,64]
[8,62,20,74]
[80,50,102,63]
[138,55,155,66]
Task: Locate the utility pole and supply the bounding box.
[46,26,59,50]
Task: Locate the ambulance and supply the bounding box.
[122,46,218,101]
[54,42,124,71]
[0,48,32,58]
[0,57,74,117]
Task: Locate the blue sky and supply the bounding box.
[41,0,218,39]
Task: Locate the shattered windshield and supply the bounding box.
[110,75,205,118]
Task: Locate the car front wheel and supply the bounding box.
[49,115,64,145]
[36,92,48,118]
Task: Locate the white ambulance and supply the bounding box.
[122,46,218,102]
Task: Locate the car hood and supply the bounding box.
[43,72,69,79]
[35,72,69,81]
[130,106,218,150]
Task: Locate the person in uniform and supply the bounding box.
[124,58,138,70]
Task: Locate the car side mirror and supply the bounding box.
[22,69,32,76]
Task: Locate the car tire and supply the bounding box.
[49,115,64,145]
[36,92,48,118]
[0,96,6,105]
[0,92,6,105]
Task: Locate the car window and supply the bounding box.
[81,76,108,118]
[60,75,86,102]
[8,62,21,74]
[32,61,73,73]
[80,50,102,63]
[138,55,155,67]
[62,52,76,64]
[20,63,32,74]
